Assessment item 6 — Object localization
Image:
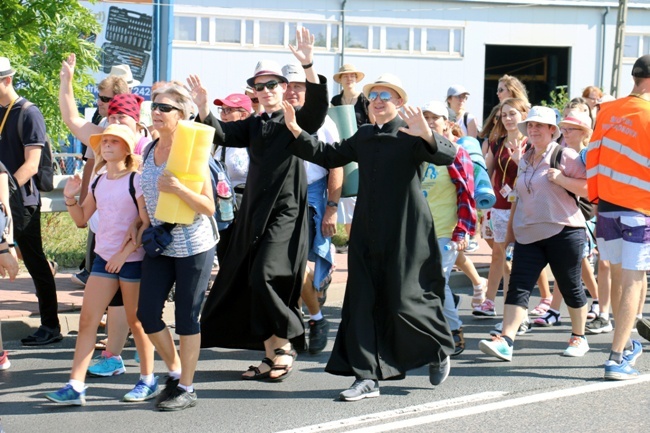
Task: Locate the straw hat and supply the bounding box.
[517,106,560,140]
[89,124,137,156]
[0,57,16,78]
[109,64,141,88]
[560,110,592,131]
[246,60,288,88]
[362,73,408,103]
[333,64,365,83]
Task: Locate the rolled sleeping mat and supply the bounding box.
[456,136,496,209]
[328,105,358,198]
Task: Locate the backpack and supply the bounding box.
[91,171,138,210]
[549,146,596,221]
[17,101,54,192]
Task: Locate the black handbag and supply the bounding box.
[141,223,176,257]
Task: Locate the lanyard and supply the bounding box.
[497,139,513,186]
[0,98,17,139]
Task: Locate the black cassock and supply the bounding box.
[199,79,328,351]
[288,116,457,380]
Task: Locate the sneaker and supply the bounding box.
[489,321,503,337]
[636,317,650,343]
[308,318,330,355]
[464,240,479,253]
[339,379,380,402]
[48,260,59,276]
[0,351,10,370]
[123,377,160,402]
[489,320,530,337]
[71,269,89,287]
[472,299,496,317]
[563,336,590,357]
[604,359,639,380]
[335,242,349,254]
[533,310,562,327]
[586,302,600,321]
[45,384,86,406]
[479,336,513,361]
[87,351,125,377]
[586,316,613,334]
[429,356,450,386]
[157,386,197,411]
[623,340,643,366]
[21,326,63,346]
[451,328,465,356]
[155,376,180,405]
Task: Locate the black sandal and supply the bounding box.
[266,347,297,382]
[241,357,273,380]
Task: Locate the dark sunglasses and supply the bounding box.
[250,98,259,104]
[97,95,113,103]
[368,91,392,102]
[151,102,181,113]
[253,80,279,92]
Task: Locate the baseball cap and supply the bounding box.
[213,93,252,112]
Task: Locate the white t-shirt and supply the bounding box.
[304,115,340,184]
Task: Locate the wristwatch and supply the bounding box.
[326,201,338,208]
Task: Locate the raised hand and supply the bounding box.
[60,53,76,84]
[398,105,433,140]
[186,74,209,111]
[510,137,525,164]
[63,173,82,199]
[288,27,315,66]
[282,101,302,137]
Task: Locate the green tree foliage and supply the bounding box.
[541,86,570,113]
[0,0,101,146]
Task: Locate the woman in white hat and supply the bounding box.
[331,64,369,127]
[479,106,590,362]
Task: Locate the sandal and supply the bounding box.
[95,338,107,350]
[533,310,562,327]
[266,346,298,382]
[529,298,552,317]
[241,357,273,380]
[471,278,487,308]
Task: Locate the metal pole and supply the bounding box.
[611,0,629,97]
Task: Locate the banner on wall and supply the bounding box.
[82,1,154,100]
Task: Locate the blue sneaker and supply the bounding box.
[123,377,160,402]
[604,359,639,380]
[623,340,643,366]
[45,384,86,406]
[479,336,513,361]
[87,351,125,377]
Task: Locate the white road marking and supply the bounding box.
[344,375,650,433]
[274,391,506,433]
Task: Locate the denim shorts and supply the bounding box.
[596,211,650,271]
[91,255,142,283]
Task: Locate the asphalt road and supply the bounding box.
[1,286,649,433]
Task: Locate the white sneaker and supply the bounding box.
[563,336,590,357]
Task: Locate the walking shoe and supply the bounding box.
[464,239,479,253]
[308,318,330,355]
[335,242,349,254]
[21,326,63,346]
[563,336,590,357]
[489,321,503,337]
[623,339,643,366]
[339,379,380,401]
[0,351,10,370]
[479,336,513,361]
[533,310,562,327]
[123,377,160,402]
[586,302,600,321]
[604,359,639,380]
[636,317,650,343]
[45,384,86,406]
[471,278,487,308]
[472,299,496,317]
[157,386,197,411]
[585,316,613,334]
[71,269,89,287]
[489,320,530,337]
[451,328,465,356]
[48,260,59,276]
[429,356,450,386]
[87,351,125,377]
[155,376,180,405]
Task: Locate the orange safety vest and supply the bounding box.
[586,96,650,215]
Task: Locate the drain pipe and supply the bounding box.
[599,7,609,89]
[340,0,347,68]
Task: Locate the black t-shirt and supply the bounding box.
[0,97,47,206]
[330,92,370,128]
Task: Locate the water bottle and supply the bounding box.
[505,243,514,261]
[444,241,459,251]
[216,172,234,221]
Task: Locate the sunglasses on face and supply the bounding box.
[368,91,392,102]
[98,95,113,103]
[250,98,259,104]
[253,80,280,92]
[151,102,181,113]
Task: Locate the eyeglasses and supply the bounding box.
[368,91,392,102]
[496,87,507,94]
[98,95,113,103]
[560,127,582,133]
[253,80,280,92]
[250,98,259,104]
[151,102,181,113]
[219,107,247,115]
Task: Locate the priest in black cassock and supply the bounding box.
[282,73,457,401]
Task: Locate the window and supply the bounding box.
[414,29,422,53]
[453,29,462,54]
[385,27,409,51]
[426,28,449,52]
[624,35,640,58]
[245,20,254,45]
[370,26,381,51]
[174,16,196,41]
[345,26,368,49]
[331,24,339,49]
[259,21,284,46]
[644,36,650,55]
[215,18,241,43]
[200,17,209,42]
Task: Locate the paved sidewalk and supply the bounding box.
[0,240,493,342]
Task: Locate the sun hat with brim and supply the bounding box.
[109,64,141,88]
[0,57,16,78]
[421,101,448,118]
[89,124,137,156]
[246,60,288,88]
[333,64,365,83]
[517,105,561,140]
[447,84,470,98]
[362,73,408,103]
[560,110,592,131]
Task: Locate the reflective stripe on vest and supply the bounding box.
[589,164,650,192]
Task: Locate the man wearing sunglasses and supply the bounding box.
[282,73,457,401]
[192,27,329,382]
